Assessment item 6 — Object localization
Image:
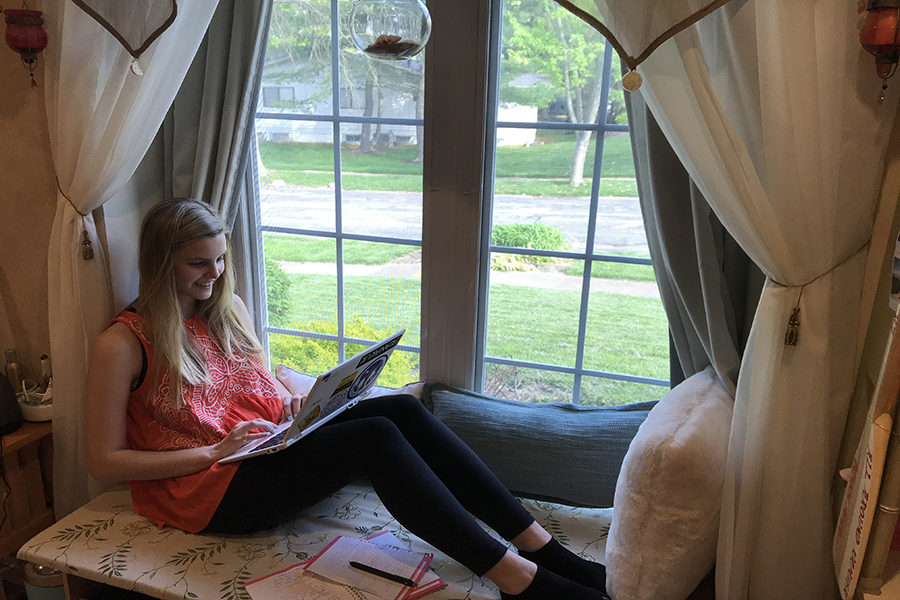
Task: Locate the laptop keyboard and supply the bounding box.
[253,429,287,451]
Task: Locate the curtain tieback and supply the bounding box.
[777,239,871,347]
[56,178,94,261]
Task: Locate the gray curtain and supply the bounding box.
[163,0,272,227]
[162,0,273,323]
[624,88,763,394]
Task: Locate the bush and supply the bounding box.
[268,316,418,388]
[265,257,292,326]
[491,223,568,270]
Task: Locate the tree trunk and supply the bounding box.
[360,75,375,153]
[569,130,592,186]
[373,87,383,145]
[567,54,605,187]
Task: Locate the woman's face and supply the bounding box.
[173,233,227,316]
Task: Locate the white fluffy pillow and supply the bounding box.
[605,366,733,600]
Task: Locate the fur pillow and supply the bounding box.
[605,366,733,600]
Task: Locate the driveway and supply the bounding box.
[259,185,650,255]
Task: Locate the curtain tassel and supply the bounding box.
[784,286,804,346]
[80,229,94,260]
[784,306,800,345]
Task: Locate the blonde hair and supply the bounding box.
[135,199,262,406]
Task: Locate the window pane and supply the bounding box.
[583,271,668,380]
[257,120,336,233]
[262,233,338,331]
[343,344,421,389]
[339,126,423,240]
[486,255,583,366]
[498,0,610,125]
[580,376,665,407]
[483,362,573,404]
[493,128,592,254]
[343,240,421,346]
[338,0,424,121]
[605,57,629,126]
[267,332,338,374]
[593,132,642,256]
[263,0,334,116]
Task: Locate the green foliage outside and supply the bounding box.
[265,257,292,324]
[491,223,568,271]
[268,316,418,389]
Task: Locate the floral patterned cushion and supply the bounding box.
[18,482,611,600]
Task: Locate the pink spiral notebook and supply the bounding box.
[245,531,445,600]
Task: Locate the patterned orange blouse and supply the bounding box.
[111,310,283,533]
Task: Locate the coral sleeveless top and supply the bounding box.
[112,310,282,533]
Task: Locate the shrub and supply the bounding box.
[491,223,568,270]
[265,257,292,326]
[268,317,418,388]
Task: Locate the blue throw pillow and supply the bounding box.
[422,383,655,508]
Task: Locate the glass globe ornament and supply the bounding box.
[348,0,432,60]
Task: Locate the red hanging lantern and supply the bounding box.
[3,7,47,87]
[860,0,900,103]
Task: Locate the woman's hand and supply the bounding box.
[213,419,277,460]
[280,394,306,424]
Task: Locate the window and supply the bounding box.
[251,0,668,404]
[254,0,424,388]
[476,0,669,405]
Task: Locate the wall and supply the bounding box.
[0,20,58,384]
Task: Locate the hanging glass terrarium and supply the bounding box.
[348,0,432,60]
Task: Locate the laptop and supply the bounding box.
[219,329,405,464]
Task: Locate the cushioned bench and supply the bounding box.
[18,382,652,599]
[17,483,613,599]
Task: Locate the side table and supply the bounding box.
[0,421,53,557]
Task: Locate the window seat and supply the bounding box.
[17,382,647,599]
[17,482,612,600]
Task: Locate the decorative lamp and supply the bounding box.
[3,7,47,87]
[348,0,432,60]
[860,0,900,103]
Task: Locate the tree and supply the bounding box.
[500,0,613,186]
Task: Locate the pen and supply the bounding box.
[348,561,418,587]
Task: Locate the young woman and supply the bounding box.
[85,199,609,600]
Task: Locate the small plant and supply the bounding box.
[491,223,568,271]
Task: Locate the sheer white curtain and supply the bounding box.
[633,2,899,598]
[43,0,219,517]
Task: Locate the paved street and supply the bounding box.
[259,185,649,255]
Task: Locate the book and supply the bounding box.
[245,532,445,600]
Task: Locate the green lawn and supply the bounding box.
[267,272,668,405]
[562,255,657,282]
[258,134,638,197]
[263,233,413,264]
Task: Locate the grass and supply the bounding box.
[263,233,414,264]
[258,133,638,197]
[562,255,657,282]
[269,271,668,405]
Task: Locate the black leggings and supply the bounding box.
[206,394,535,576]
